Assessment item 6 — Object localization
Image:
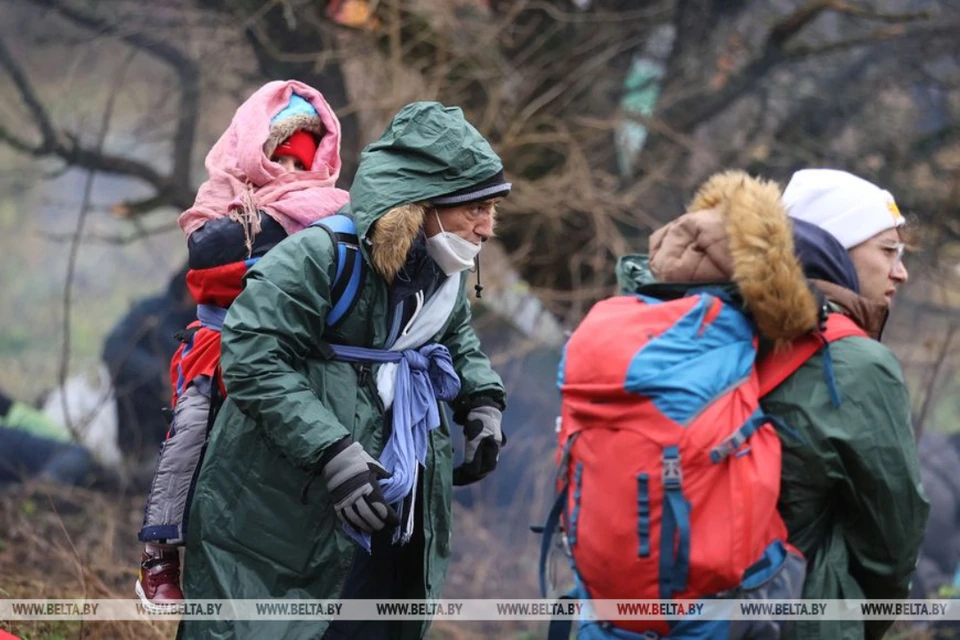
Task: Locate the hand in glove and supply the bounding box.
[453,406,506,486]
[321,438,399,532]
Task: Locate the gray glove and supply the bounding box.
[453,406,505,486]
[322,439,399,532]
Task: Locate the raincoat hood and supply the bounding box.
[791,217,860,294]
[791,216,889,339]
[348,102,504,281]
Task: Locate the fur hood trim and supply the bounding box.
[651,170,819,342]
[368,203,426,281]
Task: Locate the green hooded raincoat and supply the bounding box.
[179,103,505,640]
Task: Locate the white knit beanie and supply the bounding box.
[782,169,905,249]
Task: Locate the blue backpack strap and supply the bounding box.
[660,445,691,600]
[710,413,806,464]
[310,215,365,328]
[537,433,582,598]
[538,486,568,598]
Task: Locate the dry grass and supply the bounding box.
[0,482,554,640]
[0,484,177,639]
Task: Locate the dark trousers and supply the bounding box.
[323,475,427,640]
[0,428,92,485]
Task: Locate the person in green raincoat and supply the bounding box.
[617,169,928,640]
[178,102,509,640]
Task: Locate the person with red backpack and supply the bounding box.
[134,80,350,611]
[545,169,927,639]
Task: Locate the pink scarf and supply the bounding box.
[179,80,350,239]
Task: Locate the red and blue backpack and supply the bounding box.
[538,287,865,639]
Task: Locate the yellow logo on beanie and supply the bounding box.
[888,200,904,224]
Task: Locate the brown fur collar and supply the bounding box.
[650,170,819,343]
[368,203,426,281]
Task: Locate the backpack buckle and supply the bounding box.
[710,432,746,463]
[710,415,766,463]
[662,450,682,489]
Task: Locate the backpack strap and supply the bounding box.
[757,313,867,398]
[659,445,690,599]
[206,367,225,435]
[538,485,569,598]
[537,433,581,598]
[310,215,366,328]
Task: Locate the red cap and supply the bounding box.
[272,130,317,170]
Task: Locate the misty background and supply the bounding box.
[1,1,959,638]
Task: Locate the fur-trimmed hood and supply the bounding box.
[648,171,820,342]
[347,102,504,281]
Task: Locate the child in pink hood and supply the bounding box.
[135,80,350,611]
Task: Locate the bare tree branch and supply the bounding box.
[58,50,136,442]
[659,0,936,133]
[661,51,782,133]
[0,123,40,153]
[0,36,57,150]
[768,0,929,48]
[659,0,825,132]
[766,0,833,49]
[59,132,169,185]
[27,0,191,71]
[25,0,200,189]
[826,0,932,23]
[0,34,194,209]
[522,1,671,24]
[111,194,181,218]
[786,25,908,59]
[787,21,960,59]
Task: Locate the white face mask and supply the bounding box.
[425,211,481,276]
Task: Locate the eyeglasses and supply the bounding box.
[876,241,906,267]
[462,200,500,219]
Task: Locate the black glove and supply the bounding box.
[321,438,399,532]
[453,406,505,486]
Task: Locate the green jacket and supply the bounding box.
[765,329,927,640]
[0,401,71,442]
[180,102,506,640]
[618,252,928,640]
